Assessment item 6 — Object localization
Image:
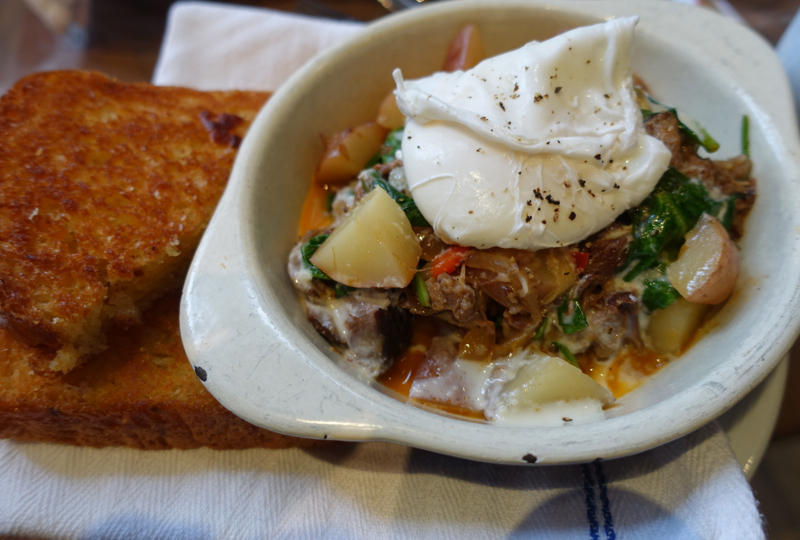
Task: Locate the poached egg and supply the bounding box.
[393,17,671,250]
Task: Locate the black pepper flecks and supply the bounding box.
[613,183,620,189]
[499,102,505,111]
[525,215,532,223]
[579,179,586,188]
[546,194,560,205]
[534,93,543,104]
[533,189,544,200]
[569,211,576,220]
[555,87,562,94]
[594,154,601,160]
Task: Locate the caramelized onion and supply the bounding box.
[458,326,495,361]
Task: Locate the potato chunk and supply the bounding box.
[667,214,740,304]
[647,298,711,355]
[376,92,405,130]
[501,354,615,406]
[310,188,421,288]
[315,122,388,185]
[443,24,485,72]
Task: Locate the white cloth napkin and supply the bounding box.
[0,424,762,539]
[0,3,766,539]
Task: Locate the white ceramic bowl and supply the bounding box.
[180,0,800,465]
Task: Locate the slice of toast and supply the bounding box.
[0,291,320,449]
[0,71,269,373]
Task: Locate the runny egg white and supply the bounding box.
[393,16,671,250]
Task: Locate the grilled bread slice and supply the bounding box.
[0,71,269,373]
[0,292,319,449]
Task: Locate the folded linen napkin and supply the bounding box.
[0,3,766,539]
[0,423,762,539]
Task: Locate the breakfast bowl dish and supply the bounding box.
[180,0,800,464]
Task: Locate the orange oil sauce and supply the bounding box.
[585,348,668,398]
[412,400,486,421]
[378,317,438,396]
[298,180,334,236]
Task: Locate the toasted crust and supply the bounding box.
[0,292,320,450]
[0,71,269,373]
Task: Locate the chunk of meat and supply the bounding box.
[644,112,755,238]
[426,273,477,323]
[584,234,629,279]
[304,290,411,376]
[464,247,576,318]
[572,282,642,359]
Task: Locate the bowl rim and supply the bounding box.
[180,0,800,465]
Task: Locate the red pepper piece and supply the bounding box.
[572,251,589,273]
[431,246,471,278]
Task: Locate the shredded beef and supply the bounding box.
[584,235,629,278]
[577,284,632,359]
[427,273,477,322]
[374,158,403,176]
[302,286,411,376]
[644,112,755,238]
[347,304,412,368]
[644,112,683,164]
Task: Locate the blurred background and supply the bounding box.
[2,0,799,95]
[1,0,799,537]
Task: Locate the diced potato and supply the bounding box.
[310,188,421,288]
[443,24,485,72]
[376,91,405,130]
[647,298,711,355]
[667,214,740,304]
[315,122,388,185]
[502,354,615,406]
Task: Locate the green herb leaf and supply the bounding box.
[716,193,742,232]
[552,342,580,368]
[557,297,588,334]
[333,283,356,298]
[372,175,431,227]
[625,168,721,280]
[642,278,681,311]
[300,234,331,280]
[644,97,719,153]
[380,127,404,164]
[741,115,750,157]
[413,272,430,307]
[532,317,548,341]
